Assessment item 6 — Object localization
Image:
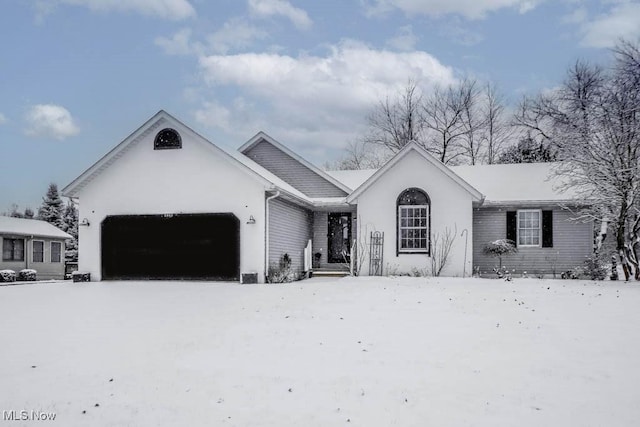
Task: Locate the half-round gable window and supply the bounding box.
[154,128,182,150]
[397,188,430,254]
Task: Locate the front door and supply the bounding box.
[328,213,352,263]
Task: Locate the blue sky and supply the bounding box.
[1,0,639,211]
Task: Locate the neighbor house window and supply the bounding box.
[3,238,25,261]
[397,188,430,254]
[517,210,541,246]
[154,128,182,150]
[51,241,62,263]
[33,240,44,263]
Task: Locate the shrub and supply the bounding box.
[582,253,608,280]
[267,253,298,283]
[18,269,37,281]
[483,239,517,268]
[562,253,608,280]
[0,270,16,283]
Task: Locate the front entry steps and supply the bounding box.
[311,266,350,278]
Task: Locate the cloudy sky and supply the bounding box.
[1,0,639,211]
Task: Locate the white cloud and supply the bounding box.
[156,19,267,56]
[580,2,640,48]
[24,104,80,140]
[248,0,312,29]
[438,17,484,45]
[155,28,199,55]
[386,25,418,51]
[0,113,6,124]
[195,41,456,156]
[362,0,542,20]
[36,0,195,21]
[207,18,268,54]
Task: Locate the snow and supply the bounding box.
[327,163,582,205]
[451,163,578,204]
[0,216,72,239]
[1,277,638,426]
[326,169,377,191]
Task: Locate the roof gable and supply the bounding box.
[62,110,277,198]
[239,132,351,197]
[346,142,484,203]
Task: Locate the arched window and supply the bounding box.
[154,128,182,150]
[397,188,430,254]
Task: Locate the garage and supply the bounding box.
[101,213,240,280]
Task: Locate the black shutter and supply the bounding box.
[542,210,553,248]
[506,211,517,243]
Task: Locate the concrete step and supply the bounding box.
[311,270,351,278]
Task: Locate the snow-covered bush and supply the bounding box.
[268,253,298,283]
[0,270,16,282]
[18,269,37,281]
[483,239,518,270]
[581,254,608,280]
[562,253,608,280]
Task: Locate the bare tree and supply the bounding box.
[422,79,476,164]
[517,41,640,280]
[365,80,425,153]
[483,83,513,164]
[358,77,511,166]
[430,225,457,276]
[327,139,390,170]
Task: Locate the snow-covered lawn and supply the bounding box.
[1,277,639,426]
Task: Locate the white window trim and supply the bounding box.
[3,237,25,262]
[50,241,62,263]
[32,240,45,263]
[398,204,429,253]
[517,209,542,248]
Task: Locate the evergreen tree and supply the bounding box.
[37,183,64,228]
[24,207,35,219]
[497,135,557,164]
[62,199,79,262]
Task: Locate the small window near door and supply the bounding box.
[51,241,62,263]
[3,238,24,261]
[33,240,44,263]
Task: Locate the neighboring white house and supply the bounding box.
[0,216,71,280]
[62,110,592,282]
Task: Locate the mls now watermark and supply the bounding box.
[3,410,57,421]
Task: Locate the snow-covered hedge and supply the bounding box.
[18,269,37,281]
[0,270,16,282]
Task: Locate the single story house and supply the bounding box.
[62,110,592,282]
[0,216,72,280]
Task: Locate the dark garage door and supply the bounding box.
[102,213,240,280]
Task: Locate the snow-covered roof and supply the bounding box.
[451,162,578,205]
[327,162,580,206]
[325,169,377,191]
[0,216,72,239]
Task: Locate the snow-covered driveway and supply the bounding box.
[1,277,638,426]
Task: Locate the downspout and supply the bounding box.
[26,236,33,270]
[265,191,281,282]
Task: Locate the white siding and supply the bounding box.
[75,117,268,282]
[352,150,475,277]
